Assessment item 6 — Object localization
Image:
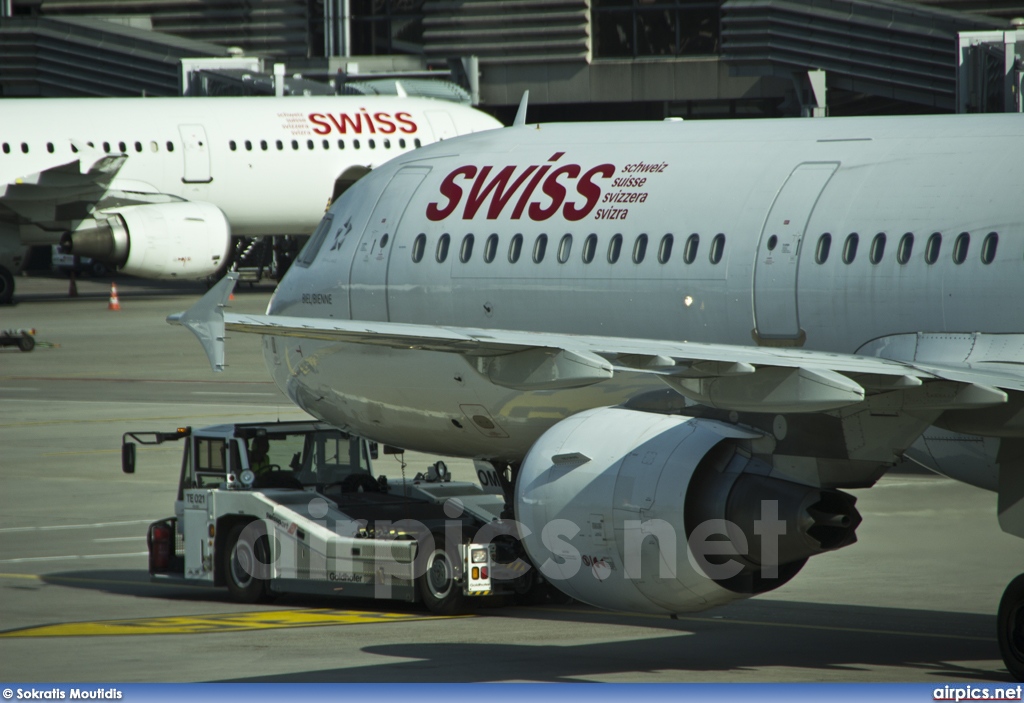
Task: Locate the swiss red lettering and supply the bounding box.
[426,165,478,221]
[375,113,397,134]
[564,164,614,221]
[529,165,580,221]
[395,112,418,134]
[308,113,332,136]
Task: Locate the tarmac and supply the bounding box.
[2,272,1024,682]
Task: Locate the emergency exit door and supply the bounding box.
[348,166,430,321]
[752,162,838,343]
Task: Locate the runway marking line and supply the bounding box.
[0,609,456,637]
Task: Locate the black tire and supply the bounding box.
[998,573,1024,681]
[418,534,471,616]
[223,521,273,604]
[18,334,34,352]
[0,267,14,305]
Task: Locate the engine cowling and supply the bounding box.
[60,202,230,279]
[515,407,861,614]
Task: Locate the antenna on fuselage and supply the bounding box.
[513,90,529,127]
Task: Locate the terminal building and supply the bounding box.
[0,0,1020,117]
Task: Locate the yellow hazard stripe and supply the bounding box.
[0,609,466,637]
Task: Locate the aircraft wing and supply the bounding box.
[0,147,130,224]
[173,273,1018,416]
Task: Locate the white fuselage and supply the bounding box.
[0,96,502,242]
[262,113,1024,468]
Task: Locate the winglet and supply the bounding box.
[513,90,530,127]
[167,272,238,372]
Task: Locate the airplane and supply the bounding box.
[0,94,501,304]
[174,110,1024,677]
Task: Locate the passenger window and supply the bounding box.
[354,139,361,150]
[260,140,268,151]
[869,233,886,264]
[843,233,859,264]
[292,140,299,150]
[150,141,159,153]
[276,140,284,150]
[815,233,832,264]
[925,232,941,264]
[295,215,334,268]
[897,233,914,265]
[709,233,725,264]
[369,139,376,149]
[658,234,673,264]
[384,139,391,149]
[46,142,54,154]
[436,233,451,263]
[583,234,597,263]
[484,234,498,263]
[533,234,548,263]
[118,141,126,153]
[307,139,314,150]
[460,234,475,263]
[633,234,648,263]
[134,141,142,152]
[683,233,699,264]
[245,140,253,151]
[229,141,237,152]
[509,234,523,263]
[2,143,9,154]
[414,138,422,148]
[608,234,623,263]
[982,232,998,264]
[953,232,970,264]
[558,234,572,263]
[323,139,330,150]
[412,233,426,263]
[399,139,407,148]
[338,139,345,150]
[166,141,174,152]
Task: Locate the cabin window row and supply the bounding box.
[228,137,421,152]
[813,231,1000,266]
[2,140,175,155]
[411,232,727,266]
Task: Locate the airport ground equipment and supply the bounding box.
[122,420,519,613]
[0,328,34,351]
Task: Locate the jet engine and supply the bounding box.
[514,406,861,614]
[60,202,230,279]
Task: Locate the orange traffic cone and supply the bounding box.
[108,282,121,311]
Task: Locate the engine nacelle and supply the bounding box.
[515,407,861,614]
[60,202,230,279]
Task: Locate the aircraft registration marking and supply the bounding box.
[0,609,461,637]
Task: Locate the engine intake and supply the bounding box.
[514,406,861,614]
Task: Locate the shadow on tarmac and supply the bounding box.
[34,569,1009,683]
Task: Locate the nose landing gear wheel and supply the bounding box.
[998,573,1024,680]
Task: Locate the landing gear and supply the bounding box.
[999,574,1024,680]
[0,266,14,305]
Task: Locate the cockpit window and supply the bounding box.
[295,214,334,268]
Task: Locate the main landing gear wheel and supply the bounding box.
[418,534,471,616]
[224,521,273,604]
[998,573,1024,680]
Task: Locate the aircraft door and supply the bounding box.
[178,125,212,184]
[425,110,458,141]
[348,166,430,321]
[752,162,837,344]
